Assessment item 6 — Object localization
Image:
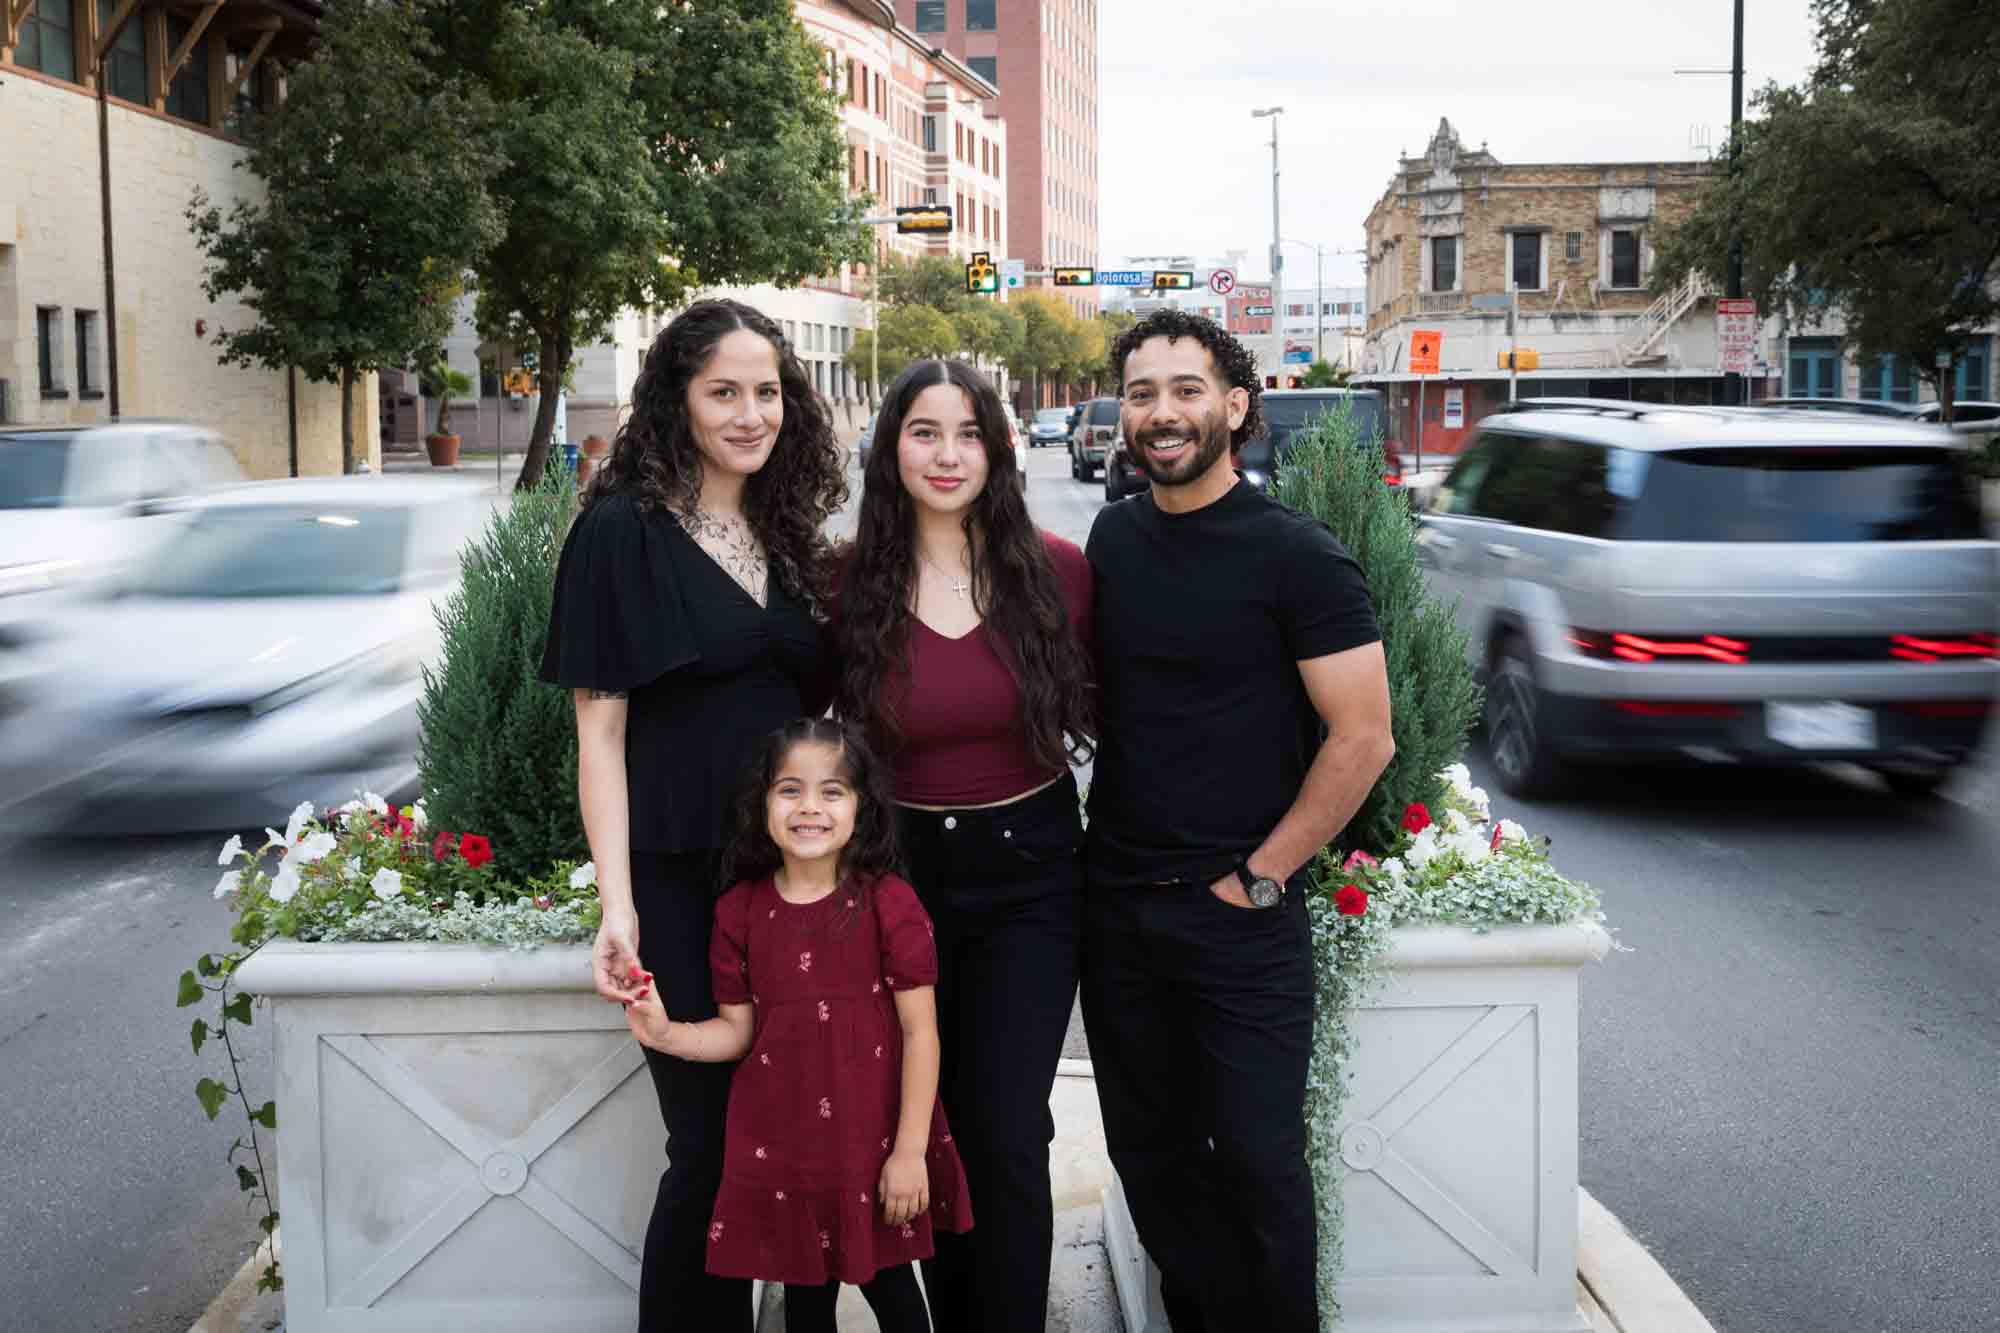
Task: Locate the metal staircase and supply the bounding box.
[1618,269,1713,365]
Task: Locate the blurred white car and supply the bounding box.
[0,477,490,833]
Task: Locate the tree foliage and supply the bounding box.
[1651,0,2000,413]
[187,1,504,472]
[845,303,959,386]
[1301,359,1350,388]
[425,0,869,486]
[879,254,977,314]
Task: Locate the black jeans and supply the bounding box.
[631,849,753,1333]
[1080,872,1319,1333]
[783,1263,930,1333]
[896,773,1084,1333]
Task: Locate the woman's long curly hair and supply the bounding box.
[720,719,903,922]
[834,359,1094,771]
[589,299,848,611]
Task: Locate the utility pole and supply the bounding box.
[1253,107,1285,387]
[1726,0,1745,405]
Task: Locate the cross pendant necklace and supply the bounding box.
[922,552,971,600]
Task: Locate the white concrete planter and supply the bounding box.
[234,941,656,1333]
[1104,921,1613,1333]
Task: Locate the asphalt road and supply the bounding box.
[1,442,1992,1331]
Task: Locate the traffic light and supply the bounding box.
[965,251,998,294]
[1497,348,1541,371]
[1152,270,1195,290]
[1053,267,1097,287]
[896,205,953,235]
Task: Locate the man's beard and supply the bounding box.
[1131,407,1232,487]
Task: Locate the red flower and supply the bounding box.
[1401,802,1432,834]
[432,831,458,862]
[458,833,493,870]
[1491,824,1506,852]
[1335,884,1369,916]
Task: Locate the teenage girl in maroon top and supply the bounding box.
[832,359,1095,1333]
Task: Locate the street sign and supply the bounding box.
[1283,339,1312,365]
[1052,267,1097,287]
[896,205,953,235]
[1245,305,1274,317]
[1153,271,1196,290]
[1209,268,1237,295]
[965,252,998,294]
[1094,269,1148,288]
[1716,298,1758,375]
[1001,258,1025,290]
[1410,329,1443,375]
[1444,388,1465,429]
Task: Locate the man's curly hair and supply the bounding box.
[1110,308,1266,451]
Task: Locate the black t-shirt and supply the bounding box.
[1085,482,1380,888]
[539,493,826,854]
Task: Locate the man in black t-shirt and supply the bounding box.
[1082,310,1393,1333]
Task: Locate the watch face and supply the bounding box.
[1247,877,1283,908]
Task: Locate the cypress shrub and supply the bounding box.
[1271,403,1481,855]
[418,465,587,881]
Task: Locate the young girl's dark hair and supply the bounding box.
[719,719,903,906]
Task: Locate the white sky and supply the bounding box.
[1096,0,1821,288]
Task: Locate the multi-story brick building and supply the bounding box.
[897,0,1098,318]
[1358,118,1743,457]
[1,0,371,475]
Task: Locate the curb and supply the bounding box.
[186,1232,282,1333]
[1578,1190,1718,1333]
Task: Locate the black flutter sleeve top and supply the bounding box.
[539,493,828,855]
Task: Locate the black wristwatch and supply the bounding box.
[1233,857,1285,909]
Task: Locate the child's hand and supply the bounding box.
[622,975,672,1052]
[878,1150,929,1227]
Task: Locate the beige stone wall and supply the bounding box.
[0,68,375,477]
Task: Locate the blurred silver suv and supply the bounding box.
[1418,400,1997,797]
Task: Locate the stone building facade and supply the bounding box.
[1,0,372,476]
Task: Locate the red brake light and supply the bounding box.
[1608,633,1749,665]
[1889,633,1996,663]
[1611,701,1745,718]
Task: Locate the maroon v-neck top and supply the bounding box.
[855,532,1092,808]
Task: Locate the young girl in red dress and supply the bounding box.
[623,717,972,1332]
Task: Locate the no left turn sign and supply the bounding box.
[1209,268,1236,295]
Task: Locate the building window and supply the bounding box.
[99,0,146,102]
[74,310,100,397]
[1787,337,1841,399]
[1432,235,1458,293]
[922,115,938,153]
[968,55,997,86]
[924,186,938,205]
[915,1,946,32]
[1609,230,1641,289]
[1510,232,1543,291]
[165,15,212,124]
[1860,353,1917,404]
[1566,231,1583,263]
[18,0,78,82]
[36,307,66,395]
[966,0,997,31]
[1957,337,1991,401]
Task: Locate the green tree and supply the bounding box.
[845,302,959,385]
[879,254,976,314]
[1004,291,1079,408]
[1651,0,2000,418]
[952,300,1025,369]
[1301,359,1350,388]
[187,2,503,474]
[428,0,868,487]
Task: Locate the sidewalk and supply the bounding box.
[191,1057,1715,1333]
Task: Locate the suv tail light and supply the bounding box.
[1889,633,1996,662]
[1382,453,1404,487]
[1569,630,1748,664]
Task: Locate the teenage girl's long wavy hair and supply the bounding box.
[589,299,847,611]
[833,360,1094,770]
[720,719,903,919]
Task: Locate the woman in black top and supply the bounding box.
[539,299,846,1333]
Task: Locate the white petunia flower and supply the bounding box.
[217,834,243,866]
[213,870,242,900]
[1446,808,1471,834]
[1382,857,1408,890]
[1405,826,1441,869]
[1494,819,1529,847]
[364,791,388,816]
[261,827,286,853]
[269,863,302,903]
[343,856,363,881]
[283,800,315,846]
[1442,762,1473,796]
[371,868,404,898]
[291,831,338,865]
[569,861,597,890]
[1446,829,1491,864]
[408,800,428,833]
[1467,786,1491,819]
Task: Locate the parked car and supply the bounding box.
[1069,397,1121,481]
[1418,399,1996,798]
[1030,407,1071,448]
[0,420,245,605]
[1103,435,1147,502]
[0,477,491,832]
[1750,396,1924,418]
[1239,388,1395,493]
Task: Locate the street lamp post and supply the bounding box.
[1253,107,1284,386]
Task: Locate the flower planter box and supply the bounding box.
[1104,921,1613,1333]
[234,941,656,1333]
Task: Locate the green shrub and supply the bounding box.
[1271,403,1481,854]
[418,465,587,880]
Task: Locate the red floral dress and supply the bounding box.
[704,873,974,1285]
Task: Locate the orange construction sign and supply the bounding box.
[1409,329,1442,375]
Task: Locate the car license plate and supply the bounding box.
[1767,701,1876,750]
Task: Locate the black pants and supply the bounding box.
[896,773,1083,1333]
[631,849,753,1333]
[783,1263,930,1333]
[1080,873,1319,1333]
